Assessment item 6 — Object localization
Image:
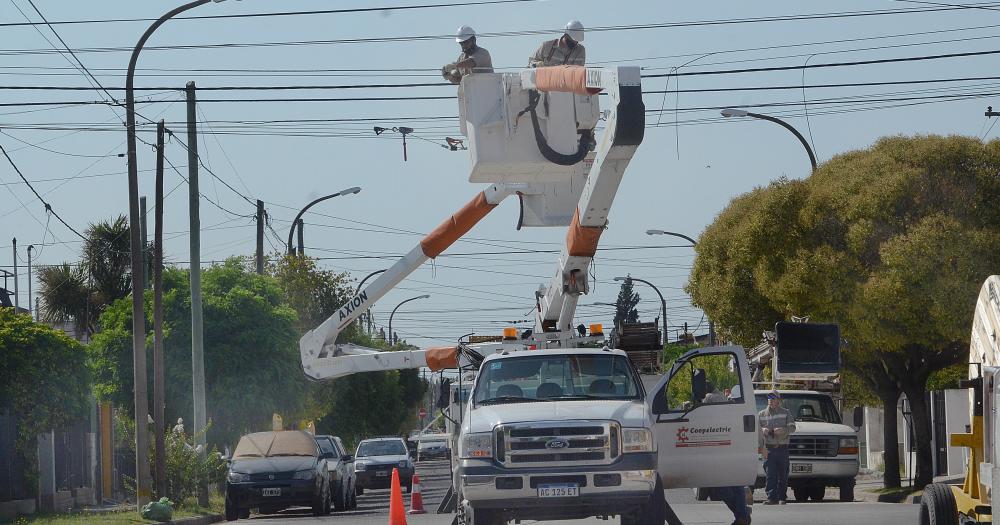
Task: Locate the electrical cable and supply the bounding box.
[0,140,85,239]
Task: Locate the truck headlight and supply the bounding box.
[461,432,494,459]
[355,462,367,471]
[292,469,316,480]
[838,437,859,455]
[228,471,249,483]
[622,428,653,453]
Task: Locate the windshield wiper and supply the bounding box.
[546,394,601,400]
[478,396,544,405]
[268,453,312,457]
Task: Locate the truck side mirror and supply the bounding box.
[852,406,863,429]
[691,368,707,403]
[436,378,452,409]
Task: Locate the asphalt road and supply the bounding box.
[239,458,920,525]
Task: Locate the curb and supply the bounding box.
[164,513,224,525]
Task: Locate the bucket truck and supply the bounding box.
[296,65,759,525]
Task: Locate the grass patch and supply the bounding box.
[11,493,224,525]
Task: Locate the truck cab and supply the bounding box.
[753,390,860,502]
[455,345,759,525]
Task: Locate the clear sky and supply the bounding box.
[2,0,997,346]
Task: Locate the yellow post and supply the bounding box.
[100,403,113,499]
[272,413,283,431]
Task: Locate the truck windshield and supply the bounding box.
[755,393,842,424]
[474,353,640,405]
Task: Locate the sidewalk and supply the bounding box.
[853,471,965,504]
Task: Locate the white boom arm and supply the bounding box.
[527,67,645,339]
[299,183,518,380]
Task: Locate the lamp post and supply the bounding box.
[356,269,386,334]
[388,294,430,346]
[125,0,229,506]
[286,186,361,255]
[26,245,33,320]
[720,108,818,172]
[614,276,668,348]
[645,229,697,246]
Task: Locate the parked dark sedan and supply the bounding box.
[354,437,414,493]
[225,430,332,520]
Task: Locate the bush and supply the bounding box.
[155,425,228,504]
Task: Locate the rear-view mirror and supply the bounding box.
[691,368,707,403]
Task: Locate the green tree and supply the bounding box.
[37,215,133,335]
[0,309,90,493]
[687,135,1000,488]
[89,259,309,447]
[614,276,640,327]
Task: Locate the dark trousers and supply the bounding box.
[712,486,750,523]
[764,445,790,502]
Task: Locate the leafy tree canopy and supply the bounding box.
[687,135,1000,487]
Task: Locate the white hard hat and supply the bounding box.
[455,25,476,43]
[564,20,584,42]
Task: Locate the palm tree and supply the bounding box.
[37,215,133,335]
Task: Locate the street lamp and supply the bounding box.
[645,229,697,246]
[720,108,818,172]
[614,276,668,348]
[388,294,430,346]
[287,186,362,255]
[125,0,229,507]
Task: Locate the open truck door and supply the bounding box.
[647,346,758,488]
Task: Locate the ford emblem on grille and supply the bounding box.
[545,438,570,449]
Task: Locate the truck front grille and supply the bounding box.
[789,436,837,457]
[496,422,616,468]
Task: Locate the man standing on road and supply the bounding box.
[528,20,586,67]
[760,390,796,505]
[442,25,493,84]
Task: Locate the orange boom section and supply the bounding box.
[425,346,459,371]
[534,65,603,96]
[565,209,603,257]
[420,192,498,258]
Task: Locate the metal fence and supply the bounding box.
[53,421,92,491]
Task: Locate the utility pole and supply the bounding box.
[153,120,167,498]
[709,320,716,347]
[186,81,209,507]
[140,197,149,289]
[11,237,17,310]
[296,219,304,256]
[26,245,33,320]
[255,200,264,274]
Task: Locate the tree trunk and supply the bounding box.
[902,384,934,488]
[877,388,902,488]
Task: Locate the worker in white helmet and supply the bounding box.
[528,20,586,67]
[442,25,493,84]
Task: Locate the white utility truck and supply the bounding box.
[297,65,760,524]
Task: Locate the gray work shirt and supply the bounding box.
[456,46,494,76]
[529,38,586,67]
[758,406,796,447]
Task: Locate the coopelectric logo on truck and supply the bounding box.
[674,426,732,448]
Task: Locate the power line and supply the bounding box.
[0,0,541,28]
[0,140,85,239]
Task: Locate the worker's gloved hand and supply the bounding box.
[442,64,462,84]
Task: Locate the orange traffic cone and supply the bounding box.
[408,473,427,514]
[388,468,408,525]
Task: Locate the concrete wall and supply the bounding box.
[943,389,971,477]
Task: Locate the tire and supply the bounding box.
[238,508,250,520]
[792,486,809,503]
[694,487,711,501]
[839,479,855,502]
[312,482,331,516]
[332,480,347,512]
[356,485,365,496]
[920,483,959,525]
[808,486,825,502]
[632,477,665,525]
[349,481,358,509]
[224,493,239,521]
[470,508,506,525]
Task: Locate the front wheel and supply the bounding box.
[808,486,825,502]
[920,483,958,525]
[356,485,365,496]
[313,482,331,516]
[224,493,239,521]
[332,481,347,511]
[838,479,855,502]
[622,477,665,525]
[792,486,809,502]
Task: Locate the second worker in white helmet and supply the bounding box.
[529,20,586,67]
